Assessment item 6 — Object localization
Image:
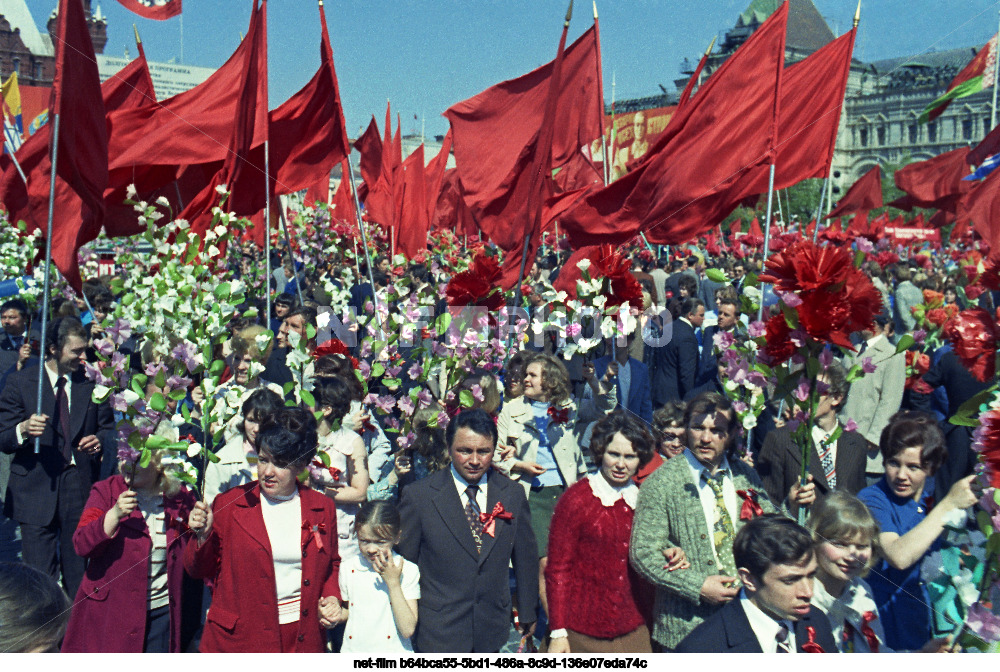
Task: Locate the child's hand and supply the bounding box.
[372,549,403,584]
[318,596,344,628]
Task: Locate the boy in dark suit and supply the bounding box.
[398,409,538,653]
[677,515,836,653]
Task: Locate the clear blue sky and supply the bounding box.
[25,0,1000,140]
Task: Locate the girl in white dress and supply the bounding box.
[310,376,368,563]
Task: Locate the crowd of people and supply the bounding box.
[0,232,991,654]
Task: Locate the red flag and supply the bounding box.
[826,165,882,220]
[397,146,427,259]
[431,168,478,237]
[963,166,1000,249]
[330,160,356,227]
[747,216,763,239]
[893,148,971,213]
[7,0,109,290]
[304,176,330,208]
[363,105,401,235]
[179,1,267,238]
[559,2,788,247]
[971,122,1000,166]
[424,129,452,227]
[106,8,267,183]
[267,1,350,197]
[116,0,181,21]
[445,25,602,252]
[353,116,382,203]
[677,43,712,110]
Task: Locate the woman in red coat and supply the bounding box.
[185,406,342,652]
[545,410,688,653]
[62,453,196,652]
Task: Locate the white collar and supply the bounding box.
[811,422,839,445]
[587,472,638,509]
[865,333,883,349]
[682,448,731,481]
[811,576,878,621]
[450,463,487,493]
[740,590,795,653]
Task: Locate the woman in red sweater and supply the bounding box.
[545,410,688,653]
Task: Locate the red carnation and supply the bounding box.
[445,254,504,311]
[973,408,1000,488]
[313,339,360,370]
[759,240,851,294]
[944,308,1000,382]
[762,315,799,365]
[590,244,644,309]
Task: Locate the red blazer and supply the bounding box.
[183,481,341,653]
[62,475,196,653]
[545,478,650,639]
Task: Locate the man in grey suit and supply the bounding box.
[839,314,905,482]
[399,409,538,653]
[630,392,779,650]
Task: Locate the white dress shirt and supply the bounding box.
[451,464,488,512]
[740,591,797,653]
[683,449,738,565]
[15,364,74,462]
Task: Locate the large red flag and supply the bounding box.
[329,160,356,227]
[962,166,1000,249]
[424,129,452,228]
[971,123,1000,166]
[446,24,602,252]
[397,146,427,259]
[559,2,788,247]
[6,0,109,290]
[431,168,477,237]
[676,40,714,110]
[116,0,182,20]
[179,1,267,238]
[106,8,267,183]
[826,165,882,220]
[267,0,350,197]
[304,176,329,208]
[354,116,382,203]
[892,147,971,212]
[364,107,401,237]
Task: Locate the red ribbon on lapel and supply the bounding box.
[302,520,326,551]
[801,625,825,653]
[479,502,513,537]
[167,516,189,534]
[736,489,764,520]
[856,611,880,653]
[547,406,569,424]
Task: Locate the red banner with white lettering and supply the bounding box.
[115,0,182,21]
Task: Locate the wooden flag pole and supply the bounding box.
[347,155,382,318]
[34,113,61,455]
[278,206,305,306]
[264,140,272,323]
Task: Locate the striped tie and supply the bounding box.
[817,434,836,489]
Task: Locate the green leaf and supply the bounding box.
[316,451,331,467]
[139,448,152,468]
[206,451,221,464]
[149,392,167,413]
[213,282,232,301]
[146,434,169,450]
[894,334,915,354]
[210,359,226,376]
[169,388,188,401]
[845,363,865,383]
[131,377,145,397]
[283,381,295,397]
[459,389,475,408]
[300,389,315,408]
[435,313,452,334]
[382,377,401,390]
[705,268,728,284]
[154,369,167,390]
[949,386,998,427]
[181,404,192,423]
[853,250,865,268]
[306,324,317,340]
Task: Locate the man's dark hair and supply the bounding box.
[670,260,684,272]
[734,514,814,579]
[0,298,28,320]
[677,274,698,296]
[681,297,704,319]
[285,305,317,330]
[684,391,739,455]
[446,408,498,450]
[45,317,87,357]
[256,406,318,469]
[274,293,297,309]
[372,270,389,289]
[237,387,284,437]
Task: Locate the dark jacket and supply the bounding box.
[677,598,837,653]
[650,318,698,406]
[756,425,869,504]
[398,467,538,653]
[593,355,653,424]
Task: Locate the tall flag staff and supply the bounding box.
[278,204,305,307]
[993,8,1000,130]
[261,0,273,325]
[592,1,608,186]
[347,156,382,319]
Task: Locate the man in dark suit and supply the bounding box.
[0,298,39,382]
[698,292,741,385]
[650,297,704,407]
[757,362,868,511]
[677,515,836,653]
[0,317,114,597]
[399,409,538,653]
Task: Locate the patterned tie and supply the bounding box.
[464,485,483,552]
[775,623,791,653]
[53,376,72,462]
[702,471,736,576]
[817,433,837,489]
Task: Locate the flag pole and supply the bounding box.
[278,206,305,306]
[592,1,609,186]
[812,177,827,242]
[992,8,1000,129]
[347,155,382,318]
[265,140,272,323]
[34,113,60,455]
[756,164,777,325]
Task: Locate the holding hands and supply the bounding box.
[318,596,345,628]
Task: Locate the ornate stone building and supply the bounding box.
[0,0,107,86]
[620,0,991,199]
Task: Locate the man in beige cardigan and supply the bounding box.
[629,391,779,650]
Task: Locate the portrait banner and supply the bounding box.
[115,0,182,21]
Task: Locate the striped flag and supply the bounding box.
[1,73,23,152]
[920,34,997,123]
[964,152,1000,181]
